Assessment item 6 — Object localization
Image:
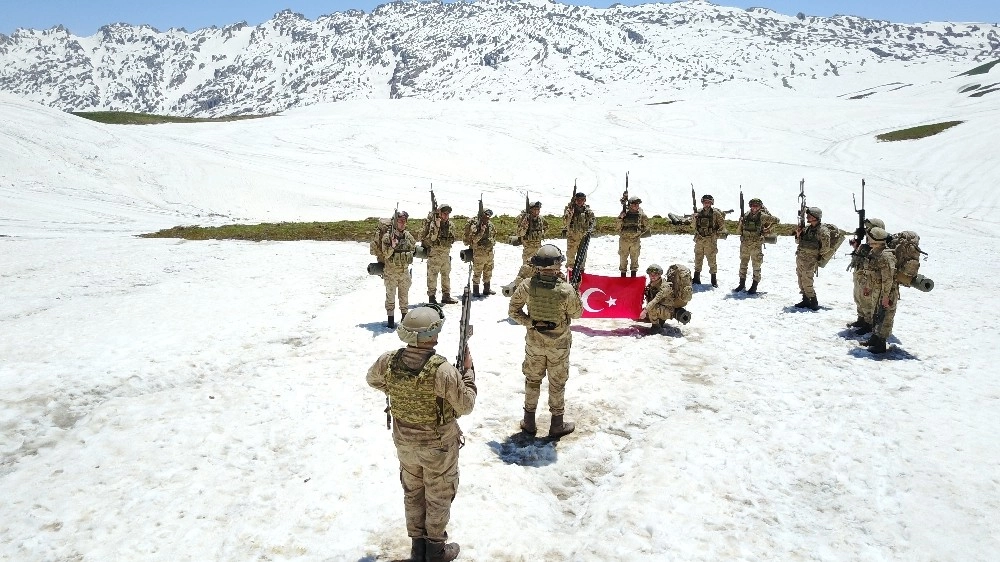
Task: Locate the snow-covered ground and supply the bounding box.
[2,60,999,561]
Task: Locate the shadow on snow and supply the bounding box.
[487,431,561,467]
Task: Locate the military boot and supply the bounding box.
[387,315,395,329]
[847,316,865,328]
[520,409,536,434]
[425,539,460,562]
[645,320,663,335]
[866,336,887,354]
[428,294,438,305]
[473,284,481,297]
[747,280,759,294]
[853,320,872,334]
[483,283,496,296]
[733,277,746,292]
[440,293,458,304]
[408,537,426,562]
[711,273,718,288]
[807,296,820,311]
[693,271,702,285]
[794,295,809,308]
[549,414,576,438]
[620,271,627,277]
[630,270,638,277]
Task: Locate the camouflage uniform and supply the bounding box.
[517,208,548,265]
[381,226,416,318]
[737,208,778,283]
[866,243,899,340]
[692,206,726,276]
[424,211,457,301]
[794,221,831,300]
[367,346,477,548]
[617,205,649,275]
[508,269,583,417]
[643,278,683,324]
[464,216,496,290]
[563,200,595,265]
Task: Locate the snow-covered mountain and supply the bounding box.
[1,0,998,116]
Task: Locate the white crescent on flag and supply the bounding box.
[581,287,606,313]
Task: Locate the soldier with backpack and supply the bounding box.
[423,203,459,305]
[847,217,886,334]
[858,227,897,354]
[794,207,830,310]
[639,264,693,335]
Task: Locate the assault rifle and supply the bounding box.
[739,188,745,220]
[847,179,869,271]
[455,260,474,375]
[621,172,630,215]
[430,185,438,220]
[691,184,698,215]
[797,179,807,231]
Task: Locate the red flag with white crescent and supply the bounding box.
[577,272,645,319]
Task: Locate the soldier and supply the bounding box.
[367,305,477,562]
[858,227,898,354]
[691,194,726,287]
[734,197,779,294]
[639,263,693,335]
[381,211,416,328]
[847,217,886,333]
[563,192,595,265]
[508,244,583,438]
[423,203,459,305]
[464,208,497,297]
[510,201,549,289]
[617,196,650,277]
[793,206,831,310]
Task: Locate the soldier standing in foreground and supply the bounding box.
[858,227,898,354]
[563,192,596,265]
[464,208,497,297]
[793,207,831,310]
[617,196,650,277]
[367,305,477,562]
[381,211,416,328]
[508,244,583,438]
[424,203,459,305]
[734,197,779,294]
[691,194,726,287]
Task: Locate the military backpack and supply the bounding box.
[665,264,693,308]
[818,223,846,267]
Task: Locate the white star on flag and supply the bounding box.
[605,296,617,307]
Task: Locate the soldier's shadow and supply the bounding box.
[571,325,646,338]
[725,291,767,300]
[357,321,395,335]
[848,345,918,361]
[692,285,716,294]
[487,432,560,467]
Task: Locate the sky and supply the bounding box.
[1,0,998,37]
[2,57,999,560]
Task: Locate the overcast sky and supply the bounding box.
[2,0,997,36]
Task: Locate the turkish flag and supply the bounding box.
[577,272,645,319]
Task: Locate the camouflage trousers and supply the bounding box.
[396,434,461,542]
[383,264,411,315]
[853,271,876,321]
[795,253,819,298]
[693,235,719,274]
[471,246,494,285]
[522,240,541,265]
[618,235,641,273]
[566,231,587,265]
[738,238,765,282]
[872,285,900,339]
[647,301,679,324]
[522,343,571,415]
[425,250,452,298]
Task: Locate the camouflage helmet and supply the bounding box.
[701,194,714,203]
[396,210,409,220]
[867,227,889,242]
[864,217,885,230]
[439,204,453,213]
[530,244,565,268]
[646,263,664,275]
[628,196,642,205]
[396,305,445,345]
[529,201,542,209]
[806,207,822,220]
[483,209,494,218]
[749,198,763,206]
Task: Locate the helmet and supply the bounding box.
[628,197,642,204]
[701,194,714,203]
[396,305,445,345]
[483,209,494,218]
[749,198,763,206]
[806,207,822,220]
[646,263,663,275]
[867,227,889,242]
[864,217,885,229]
[574,192,587,199]
[396,210,409,220]
[529,201,542,209]
[530,244,565,268]
[439,204,453,213]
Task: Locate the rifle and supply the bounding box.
[872,301,886,334]
[455,260,474,375]
[476,195,485,237]
[739,188,745,220]
[430,185,438,220]
[390,202,401,248]
[569,232,591,289]
[847,179,869,271]
[621,172,630,215]
[563,179,578,234]
[691,184,698,215]
[797,179,807,231]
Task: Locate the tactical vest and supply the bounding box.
[528,275,564,324]
[525,216,545,241]
[569,206,590,231]
[799,225,821,250]
[388,231,414,266]
[695,209,716,236]
[385,350,454,426]
[621,212,641,233]
[741,212,763,236]
[644,282,661,303]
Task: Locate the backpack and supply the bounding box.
[889,230,925,286]
[369,218,391,262]
[818,223,846,268]
[665,264,693,308]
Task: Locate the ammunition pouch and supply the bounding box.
[459,247,474,263]
[673,308,692,325]
[367,262,385,276]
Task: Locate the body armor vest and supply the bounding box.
[695,208,716,236]
[388,231,415,265]
[528,275,564,324]
[799,226,821,250]
[622,212,641,233]
[741,212,763,236]
[644,282,661,303]
[569,207,590,231]
[525,216,544,241]
[434,221,455,246]
[385,350,454,426]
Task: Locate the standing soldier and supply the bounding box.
[464,208,497,297]
[617,196,650,277]
[858,227,897,354]
[734,197,779,294]
[847,217,886,333]
[366,305,477,562]
[508,244,583,438]
[511,201,549,289]
[423,203,459,305]
[381,211,416,328]
[563,192,595,265]
[691,194,726,287]
[793,206,830,310]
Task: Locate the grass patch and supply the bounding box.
[71,111,274,125]
[959,59,1000,77]
[875,121,963,142]
[140,214,801,242]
